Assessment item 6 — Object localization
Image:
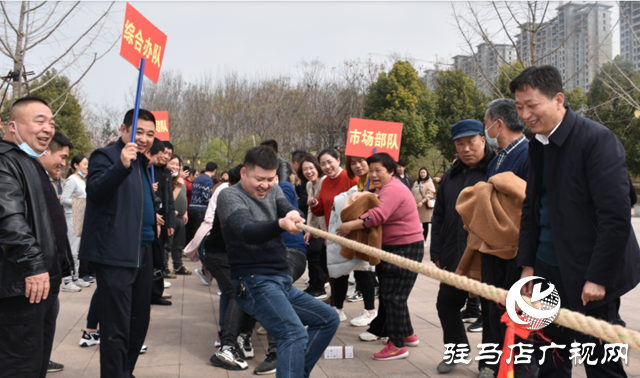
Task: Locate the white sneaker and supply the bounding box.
[140,345,147,354]
[79,329,100,347]
[257,326,267,335]
[350,310,377,327]
[74,279,91,288]
[359,331,388,342]
[335,308,347,322]
[61,281,81,292]
[164,281,171,289]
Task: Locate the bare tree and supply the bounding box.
[0,1,118,103]
[452,1,612,97]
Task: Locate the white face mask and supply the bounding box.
[484,120,500,149]
[12,122,47,158]
[171,171,179,178]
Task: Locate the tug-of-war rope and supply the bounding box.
[296,223,640,353]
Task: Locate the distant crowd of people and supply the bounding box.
[1,64,638,378]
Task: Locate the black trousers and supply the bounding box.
[203,252,254,348]
[0,288,59,378]
[333,271,376,310]
[369,241,423,348]
[436,282,470,346]
[185,209,205,245]
[95,244,153,378]
[168,216,185,269]
[306,237,327,293]
[533,259,627,378]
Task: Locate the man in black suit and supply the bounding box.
[513,65,640,378]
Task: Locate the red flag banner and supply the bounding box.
[345,118,403,161]
[151,111,170,141]
[119,3,167,83]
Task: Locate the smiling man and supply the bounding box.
[430,119,495,374]
[512,65,640,378]
[217,146,339,378]
[0,97,69,377]
[79,109,157,378]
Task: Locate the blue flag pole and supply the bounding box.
[151,165,155,183]
[130,58,146,143]
[365,147,377,190]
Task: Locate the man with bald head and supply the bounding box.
[0,97,69,377]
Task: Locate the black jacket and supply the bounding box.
[153,165,175,238]
[0,141,71,298]
[518,108,640,311]
[79,138,157,268]
[394,173,411,189]
[430,144,496,272]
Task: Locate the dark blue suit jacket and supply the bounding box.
[79,138,156,268]
[518,108,640,311]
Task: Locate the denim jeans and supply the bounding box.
[233,274,339,378]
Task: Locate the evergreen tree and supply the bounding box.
[434,69,490,160]
[31,70,92,156]
[363,61,438,159]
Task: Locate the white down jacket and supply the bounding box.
[326,186,376,278]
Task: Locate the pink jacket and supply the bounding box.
[361,177,424,246]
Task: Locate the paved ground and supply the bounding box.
[49,222,640,377]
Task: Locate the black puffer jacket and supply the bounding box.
[0,141,70,298]
[430,144,496,272]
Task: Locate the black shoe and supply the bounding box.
[616,313,627,327]
[151,298,172,306]
[172,265,192,275]
[305,289,328,300]
[236,333,254,360]
[460,308,480,324]
[467,318,483,332]
[210,347,248,370]
[254,352,277,375]
[48,361,64,373]
[347,290,363,302]
[163,269,176,279]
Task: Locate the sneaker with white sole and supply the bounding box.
[74,278,91,288]
[140,345,147,354]
[257,326,267,335]
[334,308,347,322]
[210,346,248,371]
[359,331,388,342]
[236,333,254,359]
[164,281,171,289]
[254,352,277,375]
[79,329,100,347]
[350,309,377,327]
[383,333,419,347]
[214,331,221,347]
[61,281,82,292]
[347,291,364,302]
[195,268,210,286]
[47,360,64,373]
[373,341,408,361]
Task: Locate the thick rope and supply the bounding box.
[296,223,640,353]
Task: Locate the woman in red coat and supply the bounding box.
[308,148,357,318]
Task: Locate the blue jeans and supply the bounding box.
[233,274,339,378]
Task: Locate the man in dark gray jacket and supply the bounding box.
[217,146,339,378]
[0,97,69,377]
